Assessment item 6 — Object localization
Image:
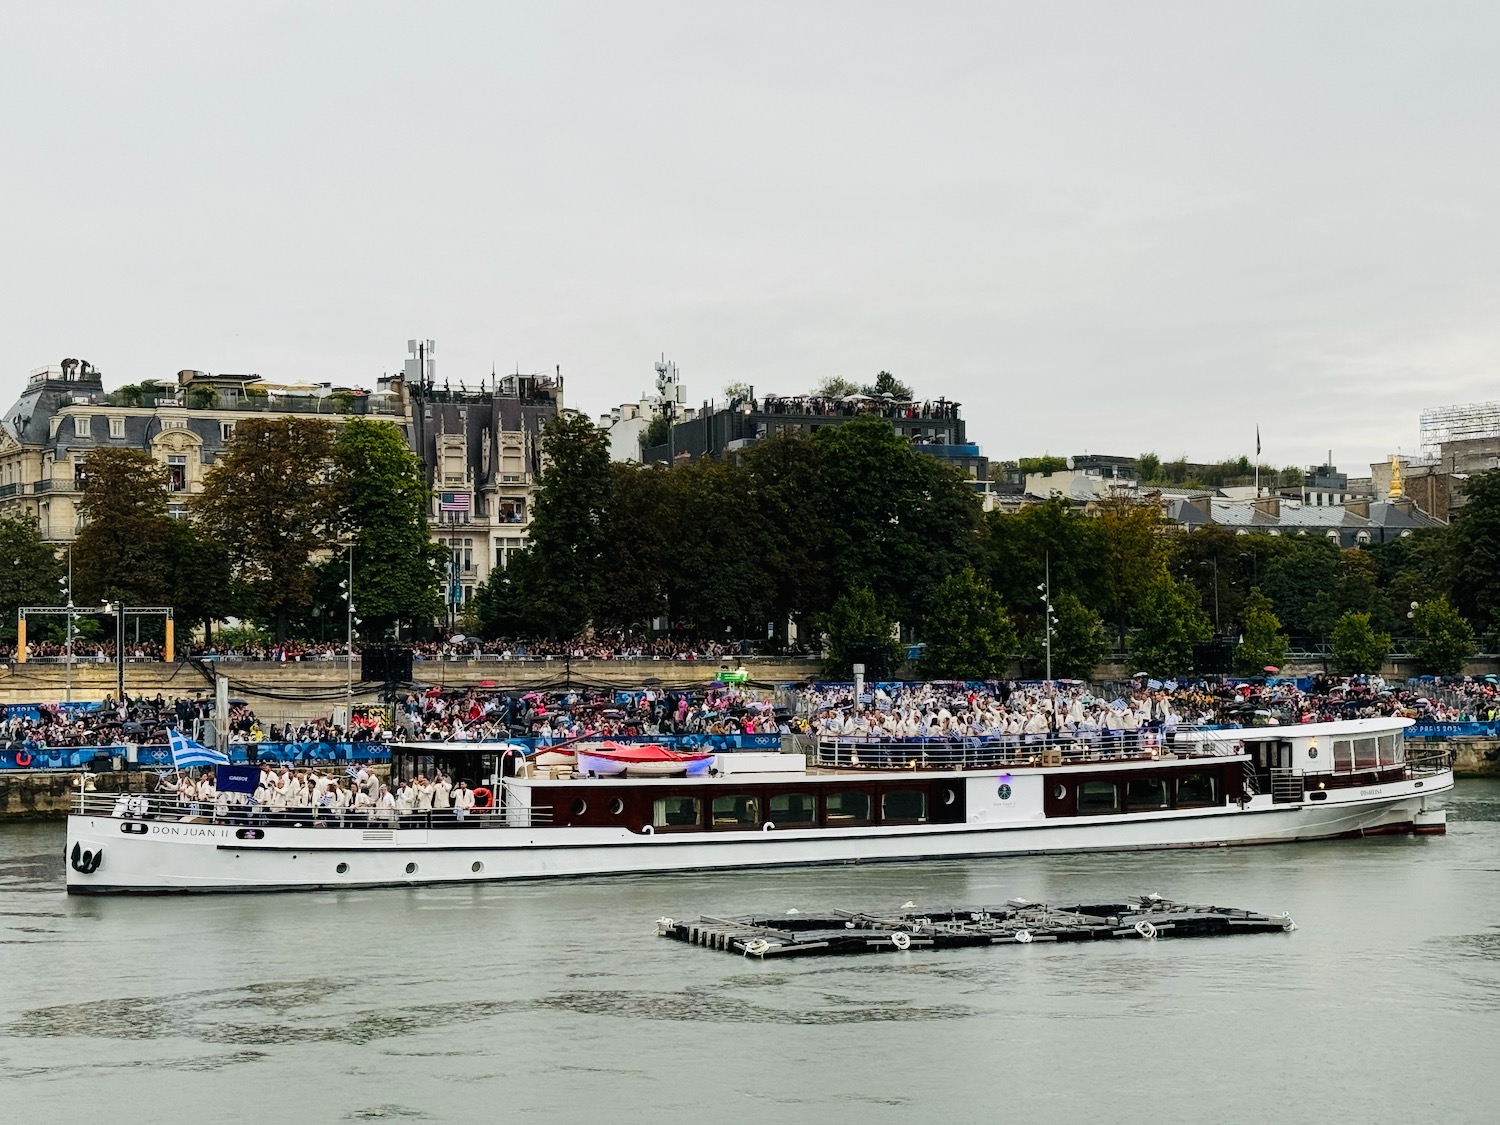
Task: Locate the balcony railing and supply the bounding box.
[74,792,552,829]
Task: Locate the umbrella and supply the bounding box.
[1263,666,1280,674]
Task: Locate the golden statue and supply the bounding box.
[1388,454,1404,499]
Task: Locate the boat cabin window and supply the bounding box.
[1077,780,1119,815]
[881,789,927,824]
[1379,734,1403,767]
[652,797,701,831]
[1332,740,1353,772]
[1125,777,1169,810]
[769,792,817,826]
[711,795,759,829]
[1175,774,1217,807]
[1354,737,1378,770]
[825,791,872,826]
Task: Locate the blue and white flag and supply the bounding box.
[168,728,229,769]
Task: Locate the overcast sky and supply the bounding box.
[4,2,1499,474]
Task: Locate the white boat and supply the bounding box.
[62,717,1452,894]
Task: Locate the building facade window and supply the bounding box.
[221,422,235,441]
[73,457,87,490]
[74,415,91,438]
[167,455,187,491]
[109,416,125,438]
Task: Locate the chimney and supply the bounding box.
[1345,498,1370,519]
[1252,495,1280,519]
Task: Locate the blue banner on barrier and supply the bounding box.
[1408,721,1497,738]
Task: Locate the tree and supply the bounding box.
[71,448,175,607]
[1016,455,1069,474]
[1449,469,1500,631]
[1129,574,1211,676]
[0,516,63,638]
[814,375,862,398]
[982,496,1104,614]
[1017,591,1110,679]
[1259,540,1338,639]
[1136,452,1163,482]
[918,568,1016,680]
[1096,495,1167,645]
[191,417,335,639]
[639,414,671,452]
[1329,612,1390,675]
[330,419,446,635]
[525,412,611,638]
[1411,597,1476,675]
[822,588,902,679]
[865,370,913,400]
[1234,588,1289,674]
[811,414,980,627]
[740,432,830,640]
[722,381,754,402]
[592,464,674,632]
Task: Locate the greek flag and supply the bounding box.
[168,728,229,769]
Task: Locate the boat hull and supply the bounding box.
[64,772,1452,894]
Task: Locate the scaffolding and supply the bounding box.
[1419,401,1500,453]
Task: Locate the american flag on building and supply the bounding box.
[439,491,471,512]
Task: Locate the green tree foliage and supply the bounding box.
[822,587,903,679]
[1016,455,1069,474]
[738,432,830,638]
[72,448,175,607]
[1129,574,1211,676]
[1096,495,1167,645]
[1448,469,1500,632]
[918,568,1016,680]
[722,381,754,401]
[1259,540,1339,639]
[0,516,63,638]
[1234,588,1289,674]
[592,464,673,633]
[865,370,913,400]
[1329,612,1390,675]
[1136,452,1163,482]
[523,412,611,638]
[660,458,775,636]
[812,415,980,626]
[982,497,1103,613]
[814,376,862,398]
[639,414,671,451]
[191,417,335,639]
[330,419,446,635]
[1018,591,1110,679]
[1411,597,1476,675]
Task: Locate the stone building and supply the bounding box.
[1,349,561,615]
[0,360,400,540]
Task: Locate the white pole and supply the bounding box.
[346,544,354,721]
[64,545,73,705]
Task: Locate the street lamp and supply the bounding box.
[339,545,360,725]
[59,545,74,704]
[99,599,124,704]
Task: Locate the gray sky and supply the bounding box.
[4,2,1499,475]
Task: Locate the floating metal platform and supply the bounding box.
[656,895,1296,958]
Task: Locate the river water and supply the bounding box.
[3,783,1499,1124]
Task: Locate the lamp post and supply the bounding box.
[60,546,73,704]
[340,545,360,723]
[100,600,124,704]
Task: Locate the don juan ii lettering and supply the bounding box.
[148,824,228,838]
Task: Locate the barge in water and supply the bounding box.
[64,716,1451,893]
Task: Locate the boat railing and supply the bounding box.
[1406,748,1453,779]
[812,728,1244,770]
[72,792,553,829]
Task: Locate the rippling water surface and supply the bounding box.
[3,783,1499,1124]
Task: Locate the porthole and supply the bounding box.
[1052,784,1067,801]
[571,798,587,817]
[609,797,625,815]
[336,862,349,874]
[471,861,484,873]
[942,789,957,806]
[405,862,417,874]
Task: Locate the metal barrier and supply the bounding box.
[73,792,553,829]
[813,729,1243,771]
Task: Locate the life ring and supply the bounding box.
[472,787,492,809]
[14,751,33,768]
[762,821,776,832]
[891,931,912,950]
[1134,920,1157,940]
[1014,929,1033,944]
